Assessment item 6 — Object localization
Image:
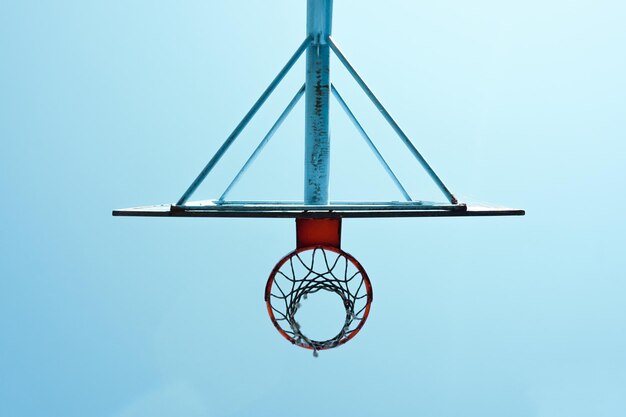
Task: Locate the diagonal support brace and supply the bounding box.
[176,37,312,206]
[219,84,306,202]
[327,36,458,204]
[331,84,412,202]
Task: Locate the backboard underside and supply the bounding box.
[113,2,525,221]
[113,201,525,219]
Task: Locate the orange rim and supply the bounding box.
[265,245,373,350]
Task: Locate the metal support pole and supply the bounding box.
[176,37,311,206]
[304,0,333,205]
[327,36,459,205]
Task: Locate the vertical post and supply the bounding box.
[304,0,333,204]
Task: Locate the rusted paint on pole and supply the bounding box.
[304,0,333,204]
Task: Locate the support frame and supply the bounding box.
[114,0,524,220]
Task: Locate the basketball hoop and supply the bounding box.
[113,0,524,355]
[265,220,373,354]
[266,247,372,354]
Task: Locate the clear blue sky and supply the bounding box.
[1,1,625,416]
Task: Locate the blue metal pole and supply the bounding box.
[176,37,312,206]
[218,85,306,202]
[304,0,333,205]
[327,36,459,205]
[331,85,412,202]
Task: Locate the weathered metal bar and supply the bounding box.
[330,84,412,202]
[327,36,459,205]
[180,201,459,211]
[304,0,333,205]
[115,201,524,219]
[176,37,312,206]
[187,200,442,206]
[218,85,306,202]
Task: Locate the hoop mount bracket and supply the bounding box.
[296,218,341,249]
